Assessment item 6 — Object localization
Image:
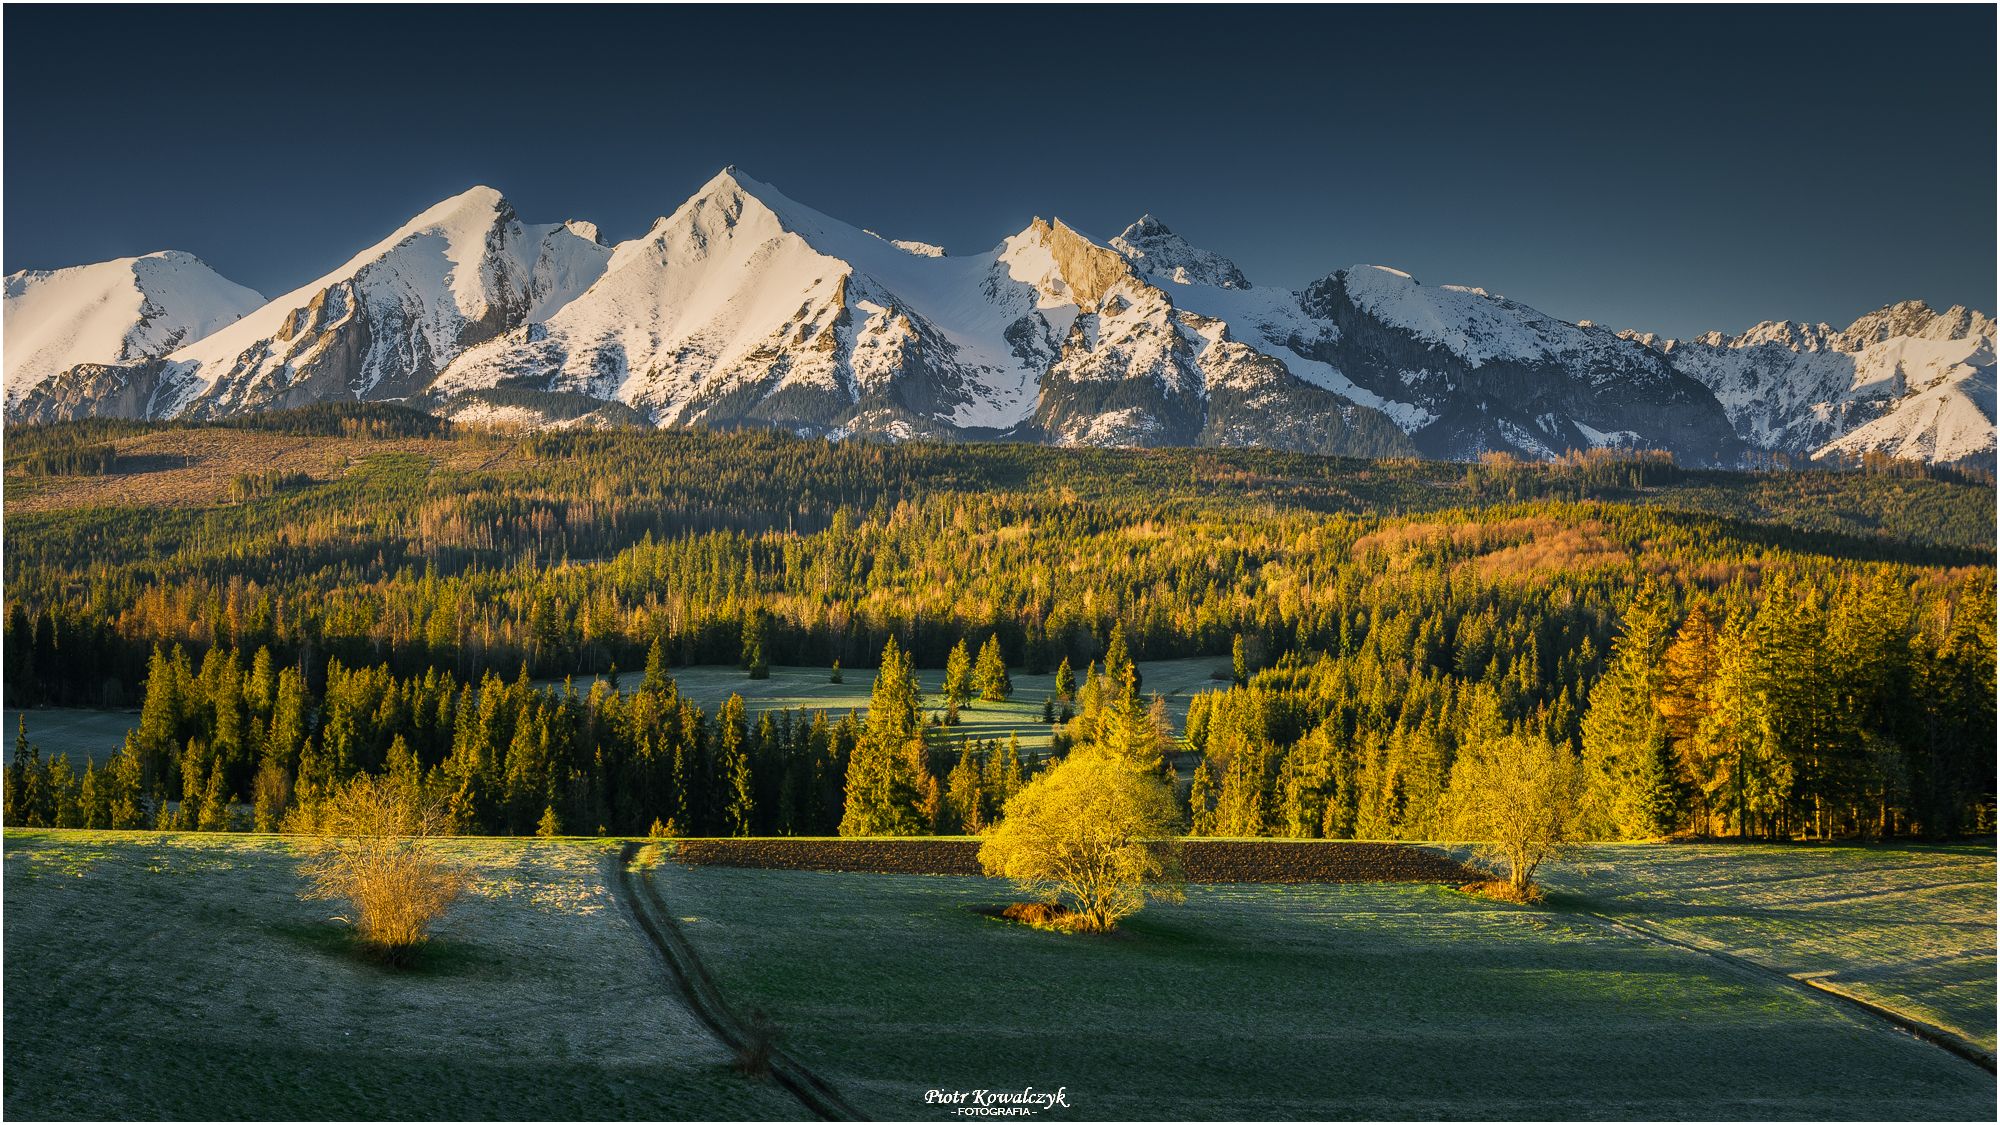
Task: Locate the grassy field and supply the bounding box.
[1545,843,1997,1052]
[3,709,137,764]
[546,656,1230,756]
[2,831,799,1120]
[650,857,1995,1120]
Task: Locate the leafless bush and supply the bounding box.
[291,774,468,965]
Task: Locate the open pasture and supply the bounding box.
[1548,842,1997,1053]
[650,850,1995,1120]
[2,831,799,1120]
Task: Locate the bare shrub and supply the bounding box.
[1449,734,1582,895]
[290,774,468,965]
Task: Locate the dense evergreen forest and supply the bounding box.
[3,406,1994,839]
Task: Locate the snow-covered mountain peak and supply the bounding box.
[4,250,263,406]
[1111,215,1250,290]
[1336,263,1567,366]
[12,170,1982,467]
[1840,299,1942,346]
[1836,299,1994,349]
[1729,319,1839,352]
[1629,295,1996,465]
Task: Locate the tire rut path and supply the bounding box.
[605,843,865,1121]
[1564,905,1994,1075]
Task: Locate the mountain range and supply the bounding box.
[6,169,1992,466]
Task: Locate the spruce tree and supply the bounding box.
[1580,585,1685,838]
[642,638,671,696]
[944,741,984,834]
[718,694,755,836]
[942,640,973,708]
[838,636,931,836]
[973,635,1012,702]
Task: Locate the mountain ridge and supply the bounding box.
[7,169,1991,466]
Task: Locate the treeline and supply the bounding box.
[1,637,1051,838]
[7,490,1991,710]
[1180,567,1995,841]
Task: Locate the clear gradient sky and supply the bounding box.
[5,4,1993,338]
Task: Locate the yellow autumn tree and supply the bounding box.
[978,744,1183,932]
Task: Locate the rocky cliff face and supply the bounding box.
[1624,301,1996,465]
[9,169,1988,466]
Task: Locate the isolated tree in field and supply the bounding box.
[974,636,1012,702]
[942,640,974,707]
[741,610,770,680]
[1055,657,1076,701]
[1232,633,1249,686]
[293,772,468,965]
[1449,733,1582,896]
[839,637,936,835]
[979,744,1184,932]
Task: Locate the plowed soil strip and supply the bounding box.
[671,838,1477,884]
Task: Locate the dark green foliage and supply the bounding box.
[2,423,1992,840]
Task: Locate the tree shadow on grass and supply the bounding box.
[264,920,511,979]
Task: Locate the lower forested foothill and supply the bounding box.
[3,411,1993,842]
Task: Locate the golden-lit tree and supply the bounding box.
[292,773,468,964]
[1449,733,1582,896]
[979,745,1183,932]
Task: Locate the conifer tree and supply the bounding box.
[1581,585,1685,838]
[1189,758,1218,836]
[974,635,1012,702]
[839,637,932,836]
[982,732,1024,824]
[642,638,671,696]
[198,765,231,832]
[942,639,973,708]
[944,740,984,834]
[718,694,755,836]
[1055,657,1076,701]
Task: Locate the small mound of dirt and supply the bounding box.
[970,901,1086,931]
[1458,879,1544,904]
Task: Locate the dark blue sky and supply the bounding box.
[6,5,1992,337]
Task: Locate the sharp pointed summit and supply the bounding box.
[7,170,1989,466]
